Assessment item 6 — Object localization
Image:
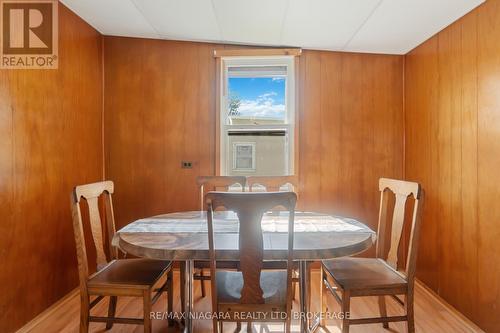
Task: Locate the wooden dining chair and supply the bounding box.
[193,175,246,297]
[197,175,247,210]
[247,175,298,193]
[247,175,300,300]
[206,191,297,333]
[71,181,173,333]
[320,178,423,333]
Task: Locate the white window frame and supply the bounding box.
[232,142,256,171]
[219,55,295,176]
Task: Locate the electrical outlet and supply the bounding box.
[181,161,193,169]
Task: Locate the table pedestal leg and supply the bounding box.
[183,260,194,333]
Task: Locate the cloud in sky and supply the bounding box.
[237,92,285,119]
[259,92,277,98]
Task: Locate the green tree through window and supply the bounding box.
[228,92,241,116]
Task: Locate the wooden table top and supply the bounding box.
[113,211,376,261]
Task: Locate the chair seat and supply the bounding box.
[322,257,407,291]
[88,258,172,288]
[216,270,288,305]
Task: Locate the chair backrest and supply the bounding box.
[196,176,246,210]
[376,178,423,282]
[70,181,117,285]
[205,192,297,309]
[247,175,298,193]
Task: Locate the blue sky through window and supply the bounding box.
[228,77,286,119]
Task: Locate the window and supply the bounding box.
[219,56,295,176]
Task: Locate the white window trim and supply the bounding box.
[219,55,296,176]
[232,142,256,171]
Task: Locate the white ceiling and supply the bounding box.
[61,0,484,55]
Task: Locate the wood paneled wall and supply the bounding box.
[104,39,404,248]
[405,1,500,331]
[103,38,217,229]
[298,50,404,237]
[0,4,103,333]
[6,2,500,331]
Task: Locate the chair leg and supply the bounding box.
[341,290,351,333]
[236,321,241,332]
[105,296,117,330]
[246,321,252,333]
[167,269,174,327]
[180,261,186,315]
[320,268,327,327]
[293,268,299,301]
[200,269,206,297]
[378,295,389,329]
[285,317,291,333]
[212,318,219,333]
[143,290,152,333]
[405,293,415,333]
[80,295,90,333]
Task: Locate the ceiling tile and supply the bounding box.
[345,0,484,54]
[131,0,221,42]
[61,0,158,38]
[213,0,288,45]
[281,0,381,50]
[61,0,485,55]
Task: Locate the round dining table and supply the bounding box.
[113,210,376,333]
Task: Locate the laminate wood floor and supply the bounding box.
[22,270,482,333]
